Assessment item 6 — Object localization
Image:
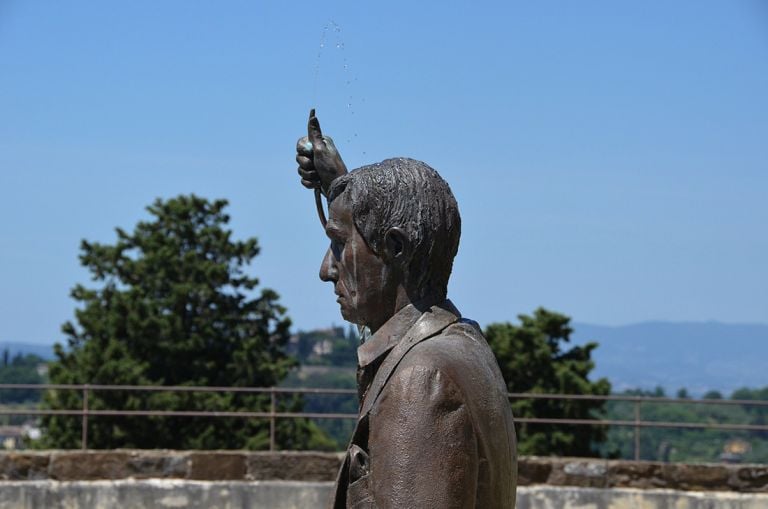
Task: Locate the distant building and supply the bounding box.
[720,438,750,463]
[313,339,333,356]
[0,426,24,450]
[0,423,42,450]
[36,363,49,377]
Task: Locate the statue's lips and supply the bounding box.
[335,287,354,305]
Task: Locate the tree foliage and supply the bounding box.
[41,195,332,450]
[0,352,47,403]
[601,386,768,463]
[282,366,358,450]
[485,308,611,457]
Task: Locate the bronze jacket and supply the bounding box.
[331,301,517,509]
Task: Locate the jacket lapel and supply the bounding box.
[329,301,460,509]
[359,301,460,418]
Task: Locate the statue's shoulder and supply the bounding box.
[398,317,492,375]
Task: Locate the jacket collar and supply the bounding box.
[357,299,461,418]
[356,299,461,369]
[357,304,420,368]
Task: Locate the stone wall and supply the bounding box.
[519,456,768,492]
[2,451,767,492]
[0,480,332,509]
[1,482,767,509]
[1,451,767,508]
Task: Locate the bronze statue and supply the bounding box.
[295,110,517,508]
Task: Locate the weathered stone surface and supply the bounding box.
[0,452,49,480]
[552,459,609,488]
[660,462,731,490]
[520,456,768,492]
[1,482,768,509]
[517,457,551,485]
[732,465,768,492]
[1,451,766,493]
[188,452,246,480]
[0,480,334,509]
[49,452,133,481]
[606,459,666,489]
[246,452,344,481]
[515,485,768,509]
[125,450,188,479]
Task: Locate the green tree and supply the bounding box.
[601,386,768,463]
[282,367,358,450]
[731,386,768,442]
[485,308,611,457]
[0,352,47,403]
[41,195,332,450]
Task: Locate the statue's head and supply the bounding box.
[319,158,461,331]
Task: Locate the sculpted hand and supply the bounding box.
[296,109,348,197]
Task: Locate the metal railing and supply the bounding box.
[2,384,767,456]
[509,392,768,461]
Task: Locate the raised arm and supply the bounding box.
[295,109,348,197]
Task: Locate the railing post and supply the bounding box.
[82,384,89,450]
[269,388,276,451]
[633,399,640,461]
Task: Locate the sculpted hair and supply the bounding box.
[328,158,461,301]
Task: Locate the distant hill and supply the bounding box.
[0,342,55,361]
[571,321,768,396]
[3,321,766,396]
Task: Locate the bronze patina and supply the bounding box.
[295,110,517,508]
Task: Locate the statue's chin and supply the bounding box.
[338,305,365,329]
[338,303,353,323]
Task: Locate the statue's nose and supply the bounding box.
[319,247,338,282]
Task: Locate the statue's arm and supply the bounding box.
[295,109,348,197]
[368,363,478,508]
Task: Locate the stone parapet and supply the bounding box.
[1,451,766,493]
[519,456,768,493]
[0,451,343,483]
[0,482,766,509]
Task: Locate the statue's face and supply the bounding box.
[320,193,398,330]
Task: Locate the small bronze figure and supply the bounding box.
[295,110,517,508]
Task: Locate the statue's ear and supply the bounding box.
[382,227,412,267]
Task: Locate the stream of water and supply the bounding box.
[311,21,365,157]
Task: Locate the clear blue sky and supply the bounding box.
[1,1,766,345]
